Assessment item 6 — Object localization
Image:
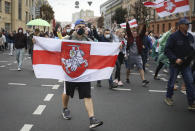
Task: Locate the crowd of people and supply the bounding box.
[1,17,195,128]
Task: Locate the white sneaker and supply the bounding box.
[17,68,21,71]
[118,81,124,86]
[113,79,118,83]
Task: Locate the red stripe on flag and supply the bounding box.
[33,50,117,69]
[130,21,137,26]
[143,2,156,6]
[156,0,189,13]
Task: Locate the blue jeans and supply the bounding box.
[166,65,195,105]
[16,48,25,68]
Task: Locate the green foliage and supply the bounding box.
[40,4,54,23]
[112,7,127,24]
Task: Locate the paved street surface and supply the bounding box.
[0,50,195,131]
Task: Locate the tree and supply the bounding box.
[112,7,127,24]
[40,4,54,23]
[130,0,151,24]
[97,16,104,28]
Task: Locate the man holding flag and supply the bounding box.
[61,19,103,129]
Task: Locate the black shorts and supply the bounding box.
[65,82,91,99]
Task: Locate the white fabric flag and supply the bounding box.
[120,19,138,28]
[33,36,120,82]
[144,0,190,17]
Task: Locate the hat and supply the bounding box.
[75,19,85,26]
[178,18,191,25]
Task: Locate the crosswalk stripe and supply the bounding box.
[149,90,166,93]
[0,61,8,62]
[160,78,168,82]
[58,80,64,83]
[33,105,46,115]
[44,94,54,101]
[0,65,6,67]
[20,124,33,131]
[52,85,60,90]
[41,85,55,87]
[112,88,131,91]
[8,83,27,86]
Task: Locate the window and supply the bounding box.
[5,23,11,32]
[168,23,171,30]
[18,0,22,20]
[192,20,195,32]
[157,24,159,34]
[162,24,165,33]
[26,12,28,23]
[0,0,2,12]
[5,1,11,14]
[194,0,195,12]
[26,0,28,6]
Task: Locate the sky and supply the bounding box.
[47,0,108,22]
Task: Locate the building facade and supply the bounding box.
[0,0,49,32]
[72,9,94,23]
[121,0,195,35]
[100,0,123,29]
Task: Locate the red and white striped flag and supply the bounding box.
[143,0,190,17]
[33,37,120,82]
[120,19,138,28]
[143,0,164,7]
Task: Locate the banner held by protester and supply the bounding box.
[33,36,120,82]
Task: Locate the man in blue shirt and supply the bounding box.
[164,18,195,110]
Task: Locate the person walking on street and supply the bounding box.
[61,19,103,129]
[164,18,195,110]
[8,31,15,56]
[15,28,27,71]
[141,31,152,72]
[125,18,149,86]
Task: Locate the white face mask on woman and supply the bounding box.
[19,30,22,33]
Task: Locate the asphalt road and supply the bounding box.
[0,50,195,131]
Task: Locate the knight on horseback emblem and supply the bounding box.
[61,43,91,78]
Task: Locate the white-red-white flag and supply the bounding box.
[33,37,120,82]
[143,0,164,7]
[143,0,190,17]
[120,19,138,28]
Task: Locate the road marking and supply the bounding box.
[112,88,131,91]
[0,65,6,67]
[58,80,64,83]
[8,83,27,86]
[33,105,46,115]
[52,85,60,90]
[0,61,8,62]
[20,124,33,131]
[180,90,186,95]
[7,63,12,66]
[91,87,94,89]
[130,72,139,75]
[41,85,55,87]
[149,90,167,93]
[14,61,17,63]
[160,78,168,82]
[149,70,153,73]
[44,94,54,101]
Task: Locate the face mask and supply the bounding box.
[66,29,71,33]
[77,28,85,36]
[105,34,111,39]
[19,30,22,33]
